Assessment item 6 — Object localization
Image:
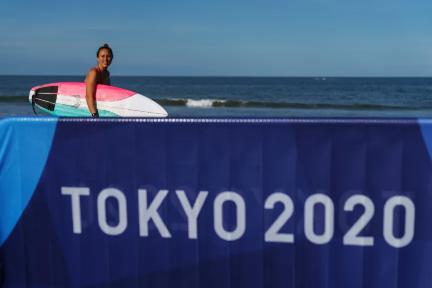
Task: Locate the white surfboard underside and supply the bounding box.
[56,93,168,117]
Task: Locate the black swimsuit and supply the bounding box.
[94,67,110,85]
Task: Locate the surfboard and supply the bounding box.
[29,82,168,117]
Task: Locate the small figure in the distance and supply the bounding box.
[85,43,113,117]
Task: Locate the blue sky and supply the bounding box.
[1,0,431,76]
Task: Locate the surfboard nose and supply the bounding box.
[131,96,168,117]
[160,108,169,117]
[115,93,168,117]
[149,101,168,117]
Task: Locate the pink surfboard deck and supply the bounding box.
[31,82,135,101]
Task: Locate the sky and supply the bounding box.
[0,0,431,76]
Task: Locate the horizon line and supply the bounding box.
[0,74,431,78]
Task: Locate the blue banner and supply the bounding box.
[1,117,432,288]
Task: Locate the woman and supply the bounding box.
[85,44,113,117]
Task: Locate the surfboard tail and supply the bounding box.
[29,89,34,104]
[29,86,58,112]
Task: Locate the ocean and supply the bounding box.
[1,75,432,117]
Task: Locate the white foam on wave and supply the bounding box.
[186,99,225,108]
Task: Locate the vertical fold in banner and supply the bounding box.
[0,118,58,246]
[419,119,432,160]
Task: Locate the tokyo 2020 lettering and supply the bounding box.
[61,187,415,248]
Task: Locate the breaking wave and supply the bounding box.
[156,98,418,111]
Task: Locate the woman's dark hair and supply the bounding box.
[97,43,113,58]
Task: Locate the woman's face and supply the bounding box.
[97,48,112,69]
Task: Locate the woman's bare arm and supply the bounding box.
[85,69,98,114]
